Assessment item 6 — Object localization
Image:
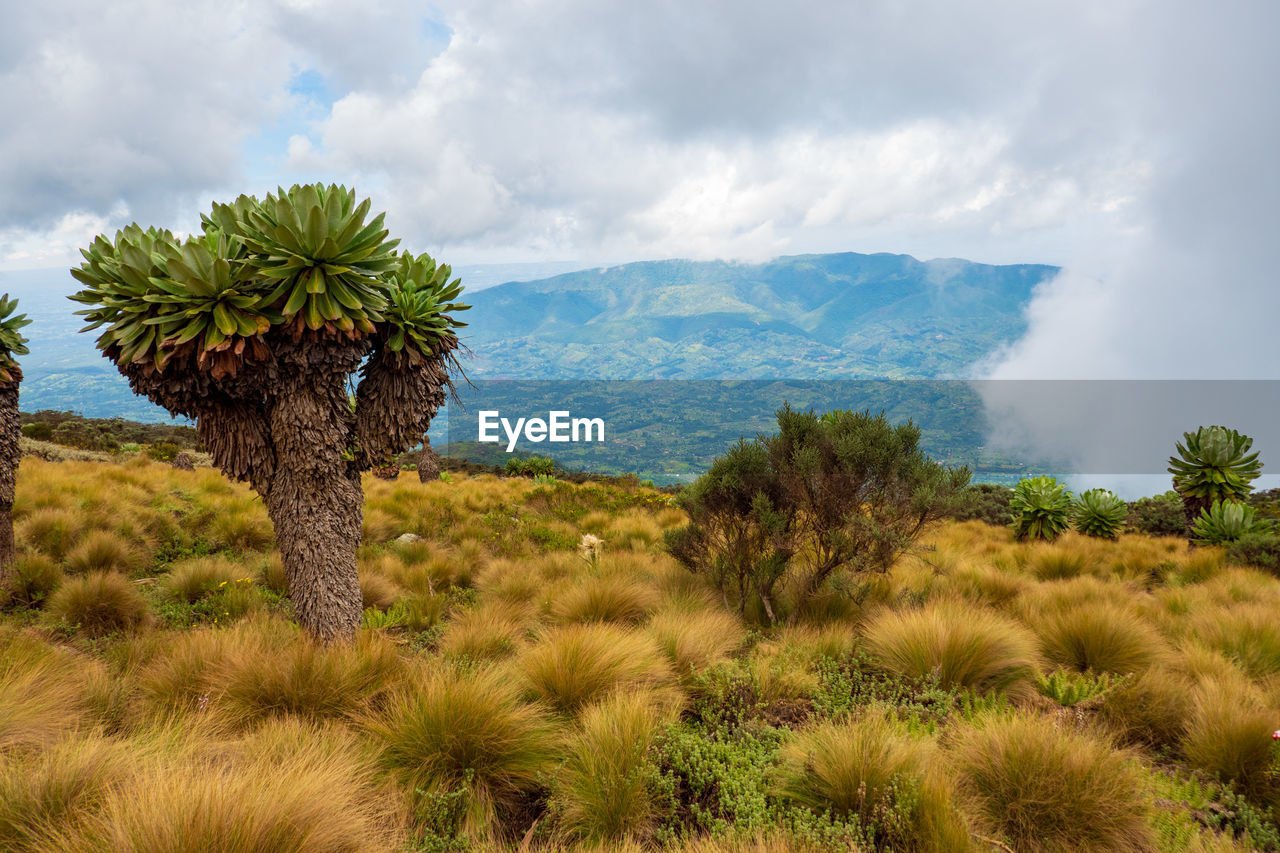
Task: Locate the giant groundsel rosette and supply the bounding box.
[67,184,469,642]
[1010,475,1073,542]
[1072,488,1127,540]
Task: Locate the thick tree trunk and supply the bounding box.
[1182,494,1212,538]
[263,357,364,643]
[0,375,21,573]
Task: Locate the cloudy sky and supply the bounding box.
[1,0,1276,378]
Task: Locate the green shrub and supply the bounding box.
[47,571,150,636]
[505,456,556,477]
[669,407,968,624]
[1009,476,1072,541]
[1035,669,1122,707]
[145,442,182,463]
[1225,531,1280,574]
[1126,491,1187,537]
[21,421,54,442]
[951,714,1154,852]
[1072,488,1126,539]
[946,483,1014,527]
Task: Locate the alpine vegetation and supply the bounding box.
[68,184,469,641]
[1168,425,1263,532]
[666,406,969,625]
[1071,488,1127,540]
[1009,476,1073,542]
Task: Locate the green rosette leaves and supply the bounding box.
[1168,425,1262,506]
[206,183,400,335]
[0,292,31,383]
[1071,488,1127,539]
[380,251,471,362]
[1191,499,1272,545]
[1010,475,1073,541]
[69,185,467,379]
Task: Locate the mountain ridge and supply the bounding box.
[0,250,1057,419]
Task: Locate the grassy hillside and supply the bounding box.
[2,456,1278,851]
[467,253,1056,379]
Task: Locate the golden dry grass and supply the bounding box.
[7,457,1280,851]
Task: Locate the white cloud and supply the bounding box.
[0,208,120,270]
[3,0,1278,386]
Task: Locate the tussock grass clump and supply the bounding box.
[203,497,273,553]
[603,510,664,550]
[519,623,676,716]
[359,572,401,612]
[47,571,150,637]
[1182,679,1278,800]
[1029,546,1092,581]
[17,507,82,561]
[1176,641,1256,689]
[1099,666,1193,749]
[777,713,970,852]
[67,738,398,852]
[1200,567,1280,608]
[362,506,404,544]
[0,737,132,852]
[551,573,659,625]
[372,664,554,831]
[477,558,546,605]
[1189,602,1280,678]
[1034,603,1166,675]
[773,624,857,666]
[165,557,241,603]
[0,628,103,750]
[220,632,403,726]
[648,607,746,678]
[555,690,671,843]
[863,601,1041,699]
[3,554,63,607]
[950,714,1153,852]
[1014,575,1132,619]
[1177,548,1229,584]
[939,564,1028,609]
[439,601,532,661]
[64,530,140,576]
[137,620,282,716]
